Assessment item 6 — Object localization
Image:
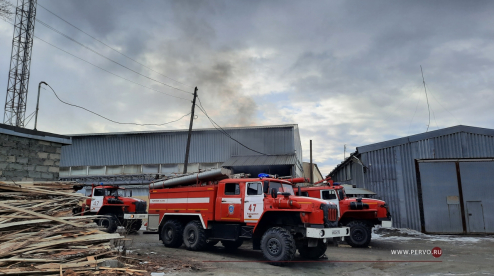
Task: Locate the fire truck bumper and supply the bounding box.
[123,214,147,220]
[379,218,392,228]
[306,227,350,239]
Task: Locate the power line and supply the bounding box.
[2,18,192,101]
[35,18,192,95]
[195,96,269,156]
[37,3,193,89]
[43,83,191,126]
[34,35,192,101]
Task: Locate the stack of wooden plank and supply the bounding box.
[0,182,122,275]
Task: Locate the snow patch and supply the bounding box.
[372,227,494,243]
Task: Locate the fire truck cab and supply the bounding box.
[73,185,147,233]
[147,174,349,265]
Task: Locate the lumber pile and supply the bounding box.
[0,182,122,275]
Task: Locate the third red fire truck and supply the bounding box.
[146,170,349,265]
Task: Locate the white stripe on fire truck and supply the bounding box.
[150,197,210,204]
[221,198,242,204]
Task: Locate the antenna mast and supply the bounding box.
[3,0,38,127]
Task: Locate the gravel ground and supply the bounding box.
[123,228,494,276]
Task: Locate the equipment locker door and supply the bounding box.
[321,189,340,218]
[90,188,104,212]
[217,183,243,222]
[244,182,264,223]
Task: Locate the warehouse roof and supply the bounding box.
[358,125,494,153]
[68,124,298,137]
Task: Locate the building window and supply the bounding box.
[225,183,240,195]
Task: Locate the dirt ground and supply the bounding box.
[123,228,494,276]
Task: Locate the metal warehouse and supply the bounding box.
[59,124,303,183]
[329,125,494,234]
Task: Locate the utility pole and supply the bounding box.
[344,144,347,160]
[33,81,46,130]
[183,87,198,174]
[310,140,313,184]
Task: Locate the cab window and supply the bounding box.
[322,190,337,200]
[247,182,263,195]
[93,189,105,196]
[225,183,240,195]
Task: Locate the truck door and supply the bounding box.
[244,182,264,223]
[90,188,105,213]
[321,189,340,218]
[216,182,243,222]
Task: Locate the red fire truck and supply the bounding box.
[73,185,147,233]
[300,178,391,248]
[146,170,349,265]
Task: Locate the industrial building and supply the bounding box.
[329,125,494,234]
[59,124,304,183]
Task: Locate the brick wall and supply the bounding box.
[0,133,63,181]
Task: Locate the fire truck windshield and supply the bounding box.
[106,189,125,197]
[268,182,295,196]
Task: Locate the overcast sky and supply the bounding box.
[1,0,494,174]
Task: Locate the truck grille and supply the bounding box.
[135,201,147,214]
[320,203,338,228]
[328,208,338,222]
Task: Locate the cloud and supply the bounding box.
[1,0,494,175]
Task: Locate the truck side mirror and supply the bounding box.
[263,181,269,194]
[271,188,278,199]
[298,186,301,196]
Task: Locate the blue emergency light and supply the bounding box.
[258,173,270,178]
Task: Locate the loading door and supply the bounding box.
[459,161,494,233]
[418,159,494,234]
[418,162,463,233]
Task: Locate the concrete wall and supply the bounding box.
[0,133,63,181]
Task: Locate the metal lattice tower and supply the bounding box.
[3,0,37,127]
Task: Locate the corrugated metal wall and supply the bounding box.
[331,129,494,231]
[61,126,297,167]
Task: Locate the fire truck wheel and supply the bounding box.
[298,240,327,259]
[124,219,142,233]
[161,220,184,248]
[221,239,244,250]
[183,220,207,251]
[344,221,372,248]
[260,227,296,265]
[98,214,118,233]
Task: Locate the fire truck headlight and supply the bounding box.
[130,215,134,218]
[320,230,325,237]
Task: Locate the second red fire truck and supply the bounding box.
[146,170,350,265]
[300,177,392,247]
